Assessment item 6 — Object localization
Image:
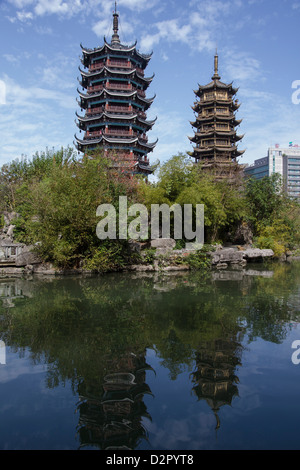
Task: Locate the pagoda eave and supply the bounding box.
[193,146,239,153]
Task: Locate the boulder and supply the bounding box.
[242,248,274,259]
[232,222,253,245]
[15,247,41,267]
[151,238,176,249]
[6,225,15,239]
[211,248,244,265]
[32,263,57,275]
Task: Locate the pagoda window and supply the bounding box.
[202,124,214,132]
[216,123,229,130]
[216,139,229,146]
[216,108,228,115]
[204,92,215,101]
[202,139,215,146]
[216,92,227,100]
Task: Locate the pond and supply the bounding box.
[0,261,300,450]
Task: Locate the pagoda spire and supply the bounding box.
[111,2,120,45]
[212,48,220,80]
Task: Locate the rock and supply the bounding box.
[211,248,244,265]
[127,239,141,254]
[242,248,274,259]
[287,256,300,262]
[0,267,25,276]
[126,264,154,272]
[216,263,228,269]
[15,247,41,267]
[161,265,190,271]
[32,263,57,275]
[6,225,15,239]
[232,222,253,245]
[155,247,173,256]
[151,238,176,249]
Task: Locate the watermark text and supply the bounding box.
[0,341,6,365]
[291,340,300,365]
[96,197,204,250]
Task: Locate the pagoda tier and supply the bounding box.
[188,53,245,181]
[74,7,157,175]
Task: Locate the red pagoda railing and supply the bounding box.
[106,59,132,68]
[89,62,105,71]
[106,105,133,113]
[85,129,138,138]
[87,106,104,115]
[104,129,136,137]
[106,83,132,91]
[87,84,104,93]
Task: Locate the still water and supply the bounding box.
[0,261,300,450]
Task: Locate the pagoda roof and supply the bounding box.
[78,66,154,83]
[74,134,158,149]
[194,99,241,110]
[75,111,157,127]
[191,115,243,125]
[77,87,156,104]
[189,132,244,143]
[80,40,152,63]
[193,146,245,157]
[136,164,153,174]
[195,80,238,95]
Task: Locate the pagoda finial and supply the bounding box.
[112,1,120,45]
[212,48,220,80]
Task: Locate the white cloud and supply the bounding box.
[139,0,245,54]
[223,51,263,82]
[0,74,75,164]
[16,9,33,21]
[140,19,193,51]
[3,54,19,64]
[0,81,6,105]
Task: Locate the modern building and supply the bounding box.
[74,6,157,175]
[188,52,245,182]
[244,145,300,198]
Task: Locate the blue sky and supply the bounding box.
[0,0,299,169]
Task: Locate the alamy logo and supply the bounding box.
[291,340,300,365]
[0,341,6,365]
[292,80,300,104]
[96,196,204,250]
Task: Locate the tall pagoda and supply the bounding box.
[188,52,245,181]
[74,5,157,175]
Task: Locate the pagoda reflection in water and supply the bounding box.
[76,350,153,450]
[191,332,243,430]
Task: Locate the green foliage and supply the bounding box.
[82,243,128,272]
[185,248,212,271]
[245,173,284,231]
[156,153,193,201]
[2,147,300,269]
[255,220,292,256]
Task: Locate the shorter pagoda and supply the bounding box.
[188,52,245,181]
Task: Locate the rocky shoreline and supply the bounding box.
[1,236,299,278]
[1,211,299,277]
